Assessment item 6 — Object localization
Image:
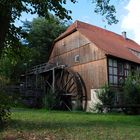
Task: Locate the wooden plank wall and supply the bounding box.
[49,31,108,100]
[71,59,108,99]
[49,32,89,60]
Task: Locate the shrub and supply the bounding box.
[43,89,58,110]
[0,90,11,129]
[94,84,115,113]
[122,73,140,114]
[0,76,11,129]
[43,89,68,110]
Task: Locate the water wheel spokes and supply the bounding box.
[45,68,87,110]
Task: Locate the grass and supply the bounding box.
[1,108,140,140]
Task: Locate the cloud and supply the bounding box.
[121,0,140,44]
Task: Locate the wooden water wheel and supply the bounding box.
[44,67,87,111]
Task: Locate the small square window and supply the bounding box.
[75,55,80,62]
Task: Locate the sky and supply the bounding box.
[65,0,140,44]
[16,0,140,45]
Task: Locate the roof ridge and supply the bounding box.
[73,20,140,46]
[75,20,126,40]
[53,20,140,64]
[56,20,140,48]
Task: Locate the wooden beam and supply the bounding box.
[36,74,38,89]
[52,68,55,93]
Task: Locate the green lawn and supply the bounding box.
[1,108,140,140]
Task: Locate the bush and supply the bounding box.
[122,73,140,114]
[0,76,11,129]
[0,90,11,129]
[94,84,115,113]
[43,89,67,110]
[43,89,58,110]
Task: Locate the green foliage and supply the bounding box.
[43,89,62,110]
[122,73,140,114]
[0,15,67,82]
[23,16,67,65]
[43,89,56,110]
[94,73,140,114]
[0,77,11,129]
[0,0,76,51]
[98,85,115,106]
[0,45,32,82]
[123,73,140,105]
[94,84,115,113]
[0,0,119,57]
[92,0,118,25]
[0,91,11,129]
[0,0,77,21]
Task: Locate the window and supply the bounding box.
[137,66,140,71]
[108,59,118,85]
[75,55,80,62]
[128,48,140,59]
[108,58,130,86]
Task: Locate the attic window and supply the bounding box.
[75,55,80,62]
[128,48,140,58]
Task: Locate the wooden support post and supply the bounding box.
[26,75,28,88]
[41,76,43,89]
[52,68,55,93]
[36,72,38,89]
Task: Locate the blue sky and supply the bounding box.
[16,0,140,44]
[64,0,133,40]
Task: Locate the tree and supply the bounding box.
[92,0,118,25]
[0,0,118,55]
[0,15,67,82]
[0,90,11,129]
[23,15,67,65]
[0,0,77,55]
[0,44,32,82]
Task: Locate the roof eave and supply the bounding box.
[106,54,140,64]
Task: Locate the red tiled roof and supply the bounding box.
[55,20,140,64]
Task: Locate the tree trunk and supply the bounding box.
[0,6,11,56]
